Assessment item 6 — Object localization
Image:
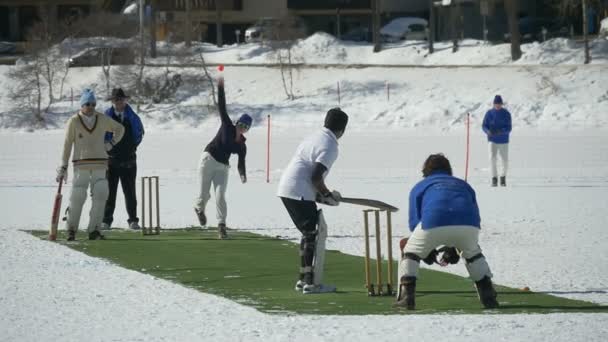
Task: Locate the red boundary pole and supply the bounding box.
[465,112,471,182]
[266,114,271,183]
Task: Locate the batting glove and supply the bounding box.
[56,166,67,183]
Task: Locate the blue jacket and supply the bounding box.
[104,104,144,145]
[408,172,481,231]
[482,108,512,144]
[104,104,144,162]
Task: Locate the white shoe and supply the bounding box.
[129,221,141,230]
[100,223,111,230]
[294,280,305,291]
[302,284,337,294]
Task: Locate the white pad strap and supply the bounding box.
[313,209,327,285]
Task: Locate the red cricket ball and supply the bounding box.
[218,64,224,72]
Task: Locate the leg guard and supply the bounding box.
[475,276,499,309]
[88,176,109,232]
[300,231,316,284]
[394,276,416,310]
[396,253,421,302]
[465,253,493,282]
[312,210,327,285]
[66,183,88,232]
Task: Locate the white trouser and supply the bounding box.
[489,142,509,178]
[194,152,229,225]
[66,168,109,233]
[399,225,493,282]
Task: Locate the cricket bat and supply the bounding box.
[49,179,64,241]
[340,197,399,212]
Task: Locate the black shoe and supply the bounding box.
[491,177,498,187]
[394,276,416,310]
[500,176,506,187]
[88,230,106,240]
[218,223,228,239]
[67,230,76,241]
[194,208,207,226]
[475,276,499,309]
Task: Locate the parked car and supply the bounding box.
[245,18,277,43]
[341,26,372,42]
[380,17,428,42]
[600,17,608,37]
[504,17,569,42]
[0,41,17,55]
[68,47,135,67]
[245,17,307,43]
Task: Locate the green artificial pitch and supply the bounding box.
[30,229,607,315]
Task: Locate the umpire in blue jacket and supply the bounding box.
[102,88,144,230]
[395,154,498,310]
[482,95,512,187]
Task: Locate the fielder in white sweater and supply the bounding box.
[56,89,124,240]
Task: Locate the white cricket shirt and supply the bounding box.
[277,128,339,201]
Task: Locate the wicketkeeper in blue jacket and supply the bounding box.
[482,95,512,187]
[395,154,498,310]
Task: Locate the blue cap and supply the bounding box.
[80,88,96,107]
[237,113,252,127]
[493,95,503,105]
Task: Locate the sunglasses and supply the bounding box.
[236,122,250,131]
[83,102,96,107]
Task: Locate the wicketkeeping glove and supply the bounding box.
[438,247,460,266]
[422,249,439,265]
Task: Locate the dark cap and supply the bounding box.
[324,107,349,133]
[108,88,130,100]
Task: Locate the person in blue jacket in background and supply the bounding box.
[395,154,498,310]
[102,88,144,230]
[482,95,512,187]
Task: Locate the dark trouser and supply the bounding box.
[103,162,138,225]
[280,197,318,285]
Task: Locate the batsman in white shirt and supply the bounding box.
[277,108,348,294]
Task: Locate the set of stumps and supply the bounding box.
[362,209,394,296]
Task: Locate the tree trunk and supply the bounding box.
[185,0,192,47]
[216,0,223,47]
[582,0,591,64]
[505,0,522,61]
[428,0,434,54]
[149,0,157,58]
[451,4,458,52]
[372,0,381,53]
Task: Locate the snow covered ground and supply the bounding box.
[1,127,607,341]
[1,36,608,341]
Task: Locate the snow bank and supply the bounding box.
[148,32,608,66]
[1,64,606,131]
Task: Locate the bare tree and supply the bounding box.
[100,47,114,96]
[7,62,46,126]
[504,0,522,61]
[268,16,306,100]
[198,52,217,106]
[8,10,74,126]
